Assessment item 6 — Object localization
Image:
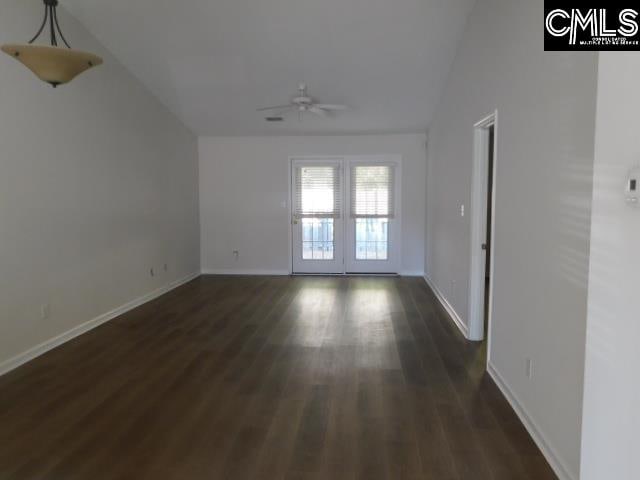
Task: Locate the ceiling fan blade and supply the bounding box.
[314,104,348,111]
[257,104,293,112]
[309,106,329,117]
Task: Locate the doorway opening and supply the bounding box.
[468,112,497,343]
[485,125,494,335]
[290,156,401,275]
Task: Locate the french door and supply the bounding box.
[291,159,344,273]
[291,156,400,274]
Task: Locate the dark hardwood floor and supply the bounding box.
[0,276,556,479]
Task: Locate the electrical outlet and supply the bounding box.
[526,358,533,379]
[163,263,168,272]
[460,204,465,217]
[41,304,50,320]
[233,250,239,260]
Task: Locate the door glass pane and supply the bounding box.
[355,218,388,260]
[303,242,313,259]
[297,166,340,217]
[303,222,313,242]
[351,165,393,217]
[302,218,334,260]
[313,242,324,259]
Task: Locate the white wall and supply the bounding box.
[424,0,597,478]
[0,1,200,370]
[199,134,426,275]
[580,53,640,480]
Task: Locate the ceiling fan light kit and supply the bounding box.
[1,0,103,87]
[259,83,348,121]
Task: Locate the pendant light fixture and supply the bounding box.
[1,0,103,87]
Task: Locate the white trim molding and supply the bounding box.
[399,271,425,277]
[468,111,498,343]
[423,275,469,339]
[201,269,291,276]
[487,362,576,480]
[289,155,403,275]
[202,269,423,277]
[0,272,200,378]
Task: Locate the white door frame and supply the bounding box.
[290,156,345,274]
[468,111,498,343]
[288,155,402,275]
[344,155,401,274]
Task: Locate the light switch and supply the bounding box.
[626,166,640,207]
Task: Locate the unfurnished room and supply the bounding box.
[0,1,638,479]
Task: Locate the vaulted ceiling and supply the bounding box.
[65,0,475,136]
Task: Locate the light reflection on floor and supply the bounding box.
[288,277,400,371]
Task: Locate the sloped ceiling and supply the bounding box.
[64,0,475,136]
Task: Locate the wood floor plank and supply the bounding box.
[0,275,557,479]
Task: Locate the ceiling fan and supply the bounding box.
[258,83,348,120]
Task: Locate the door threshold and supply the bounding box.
[291,273,399,277]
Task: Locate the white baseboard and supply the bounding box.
[201,269,290,276]
[201,269,425,277]
[487,362,576,480]
[202,269,426,277]
[0,272,200,378]
[400,271,425,277]
[422,275,469,338]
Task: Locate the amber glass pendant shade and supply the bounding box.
[1,44,103,87]
[0,0,103,87]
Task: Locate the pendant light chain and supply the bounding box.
[50,5,57,46]
[53,7,71,49]
[28,0,71,49]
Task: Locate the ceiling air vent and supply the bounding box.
[265,116,284,122]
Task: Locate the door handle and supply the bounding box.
[481,243,487,251]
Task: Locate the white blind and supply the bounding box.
[294,165,341,218]
[350,165,395,218]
